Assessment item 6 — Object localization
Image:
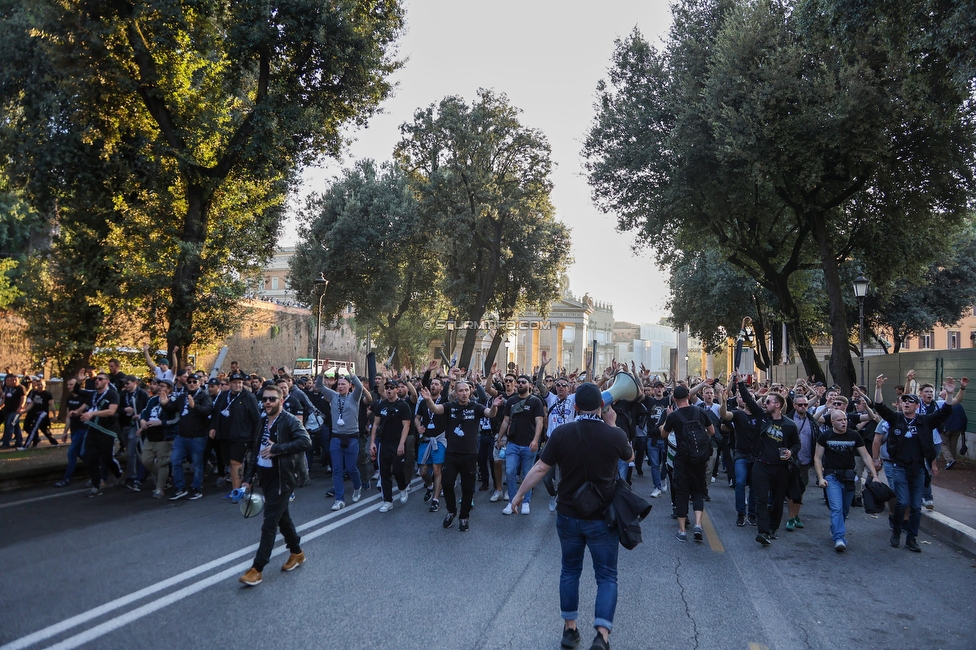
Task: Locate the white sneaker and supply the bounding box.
[352,488,361,503]
[372,471,380,480]
[378,501,393,513]
[521,502,530,515]
[331,500,345,511]
[489,490,502,502]
[549,496,557,512]
[399,489,409,504]
[662,479,669,492]
[923,499,934,510]
[650,488,662,498]
[502,502,514,515]
[710,476,716,483]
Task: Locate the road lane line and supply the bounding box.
[0,481,418,650]
[0,489,89,510]
[701,510,724,553]
[41,502,384,650]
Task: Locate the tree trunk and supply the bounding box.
[457,221,505,370]
[767,273,826,383]
[483,331,506,376]
[810,211,856,396]
[166,182,211,359]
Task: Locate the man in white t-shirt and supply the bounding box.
[540,377,576,512]
[143,344,174,382]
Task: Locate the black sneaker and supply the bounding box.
[946,460,955,470]
[442,512,456,528]
[756,533,771,546]
[675,531,688,542]
[890,533,900,548]
[459,518,469,533]
[362,480,371,491]
[424,487,433,502]
[736,513,746,527]
[905,536,921,553]
[561,627,581,648]
[428,499,439,513]
[851,495,863,508]
[747,515,757,526]
[325,489,335,498]
[189,489,203,500]
[170,489,189,501]
[590,632,610,650]
[768,531,779,540]
[693,525,703,541]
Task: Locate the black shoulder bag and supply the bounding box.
[571,422,607,518]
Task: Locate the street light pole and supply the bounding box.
[313,273,328,373]
[852,273,869,385]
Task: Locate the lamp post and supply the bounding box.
[852,273,869,385]
[313,273,328,372]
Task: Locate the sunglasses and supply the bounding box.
[187,378,199,383]
[516,380,529,385]
[555,383,569,388]
[261,396,279,403]
[504,379,515,383]
[795,403,808,407]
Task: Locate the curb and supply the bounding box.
[920,509,976,557]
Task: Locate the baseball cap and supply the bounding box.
[673,385,690,400]
[574,383,603,411]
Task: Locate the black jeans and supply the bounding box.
[477,433,495,487]
[673,456,707,518]
[442,453,477,518]
[378,441,407,502]
[633,436,648,472]
[752,461,789,534]
[85,429,122,486]
[253,467,301,571]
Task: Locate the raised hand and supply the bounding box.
[876,374,886,387]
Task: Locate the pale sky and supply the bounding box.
[285,0,675,325]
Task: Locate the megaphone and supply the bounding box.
[239,488,265,519]
[600,371,642,406]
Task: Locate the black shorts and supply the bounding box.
[228,441,249,463]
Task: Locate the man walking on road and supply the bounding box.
[239,384,312,587]
[510,383,633,650]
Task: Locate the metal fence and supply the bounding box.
[771,349,976,458]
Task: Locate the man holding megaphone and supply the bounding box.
[238,384,312,587]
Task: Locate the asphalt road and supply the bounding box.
[1,464,974,650]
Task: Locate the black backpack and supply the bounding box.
[674,408,711,462]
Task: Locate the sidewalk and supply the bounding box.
[920,482,976,557]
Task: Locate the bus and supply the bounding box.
[292,359,356,378]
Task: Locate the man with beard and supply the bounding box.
[170,374,214,500]
[416,376,449,513]
[498,375,545,515]
[420,381,503,532]
[369,381,412,512]
[81,373,124,496]
[238,384,311,587]
[209,372,262,500]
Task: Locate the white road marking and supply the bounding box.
[0,480,418,650]
[0,489,89,510]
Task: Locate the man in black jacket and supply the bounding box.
[239,384,312,587]
[510,383,633,650]
[209,372,261,500]
[170,374,214,501]
[873,374,967,551]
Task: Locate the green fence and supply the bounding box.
[771,349,976,442]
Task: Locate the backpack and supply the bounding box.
[674,408,711,462]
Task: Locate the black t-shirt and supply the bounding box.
[372,399,412,446]
[663,406,712,460]
[66,389,91,432]
[1,384,25,414]
[88,388,120,431]
[443,400,492,455]
[540,416,632,520]
[27,389,53,415]
[817,429,864,471]
[644,396,670,430]
[417,394,450,441]
[504,393,545,446]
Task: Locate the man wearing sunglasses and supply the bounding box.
[239,384,312,587]
[873,374,968,551]
[170,375,214,501]
[499,375,545,515]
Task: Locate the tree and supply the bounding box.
[584,0,975,393]
[0,0,404,361]
[289,160,444,370]
[395,90,571,369]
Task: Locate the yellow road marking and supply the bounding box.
[702,509,724,553]
[747,644,769,650]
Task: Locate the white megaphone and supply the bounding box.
[600,371,642,407]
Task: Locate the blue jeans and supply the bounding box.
[888,462,925,538]
[63,425,88,481]
[556,514,620,631]
[734,455,756,516]
[1,412,23,447]
[824,473,853,543]
[330,436,362,502]
[505,442,536,503]
[170,436,207,491]
[648,440,665,489]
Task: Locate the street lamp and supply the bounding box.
[852,273,869,385]
[313,273,328,373]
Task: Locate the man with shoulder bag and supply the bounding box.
[510,383,633,650]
